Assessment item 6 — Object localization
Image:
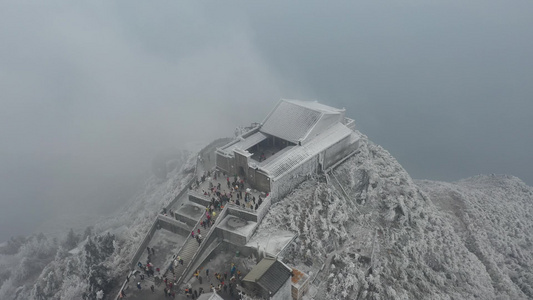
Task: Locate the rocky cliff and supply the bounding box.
[257,134,533,299]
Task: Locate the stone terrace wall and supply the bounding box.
[157,215,190,237]
[188,191,211,206]
[225,195,272,225]
[227,205,258,222]
[129,218,159,270]
[117,138,231,299]
[323,134,359,170]
[256,195,272,224]
[215,226,248,245]
[165,175,195,211]
[271,156,317,201]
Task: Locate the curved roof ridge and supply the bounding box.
[281,98,345,114]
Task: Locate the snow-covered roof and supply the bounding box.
[259,123,356,180]
[286,99,345,113]
[197,292,224,300]
[260,99,345,144]
[220,131,268,155]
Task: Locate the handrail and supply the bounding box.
[177,204,229,285]
[323,148,359,174]
[328,171,370,229]
[115,139,233,299]
[163,207,205,279]
[116,156,199,299]
[165,175,196,212]
[116,215,160,299]
[128,217,159,269]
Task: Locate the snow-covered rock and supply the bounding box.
[256,134,533,299]
[0,150,195,300]
[417,175,533,299]
[2,134,532,300]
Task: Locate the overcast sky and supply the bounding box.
[1,1,532,241]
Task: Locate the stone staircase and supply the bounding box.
[161,195,211,276]
[172,236,200,280]
[167,193,218,284]
[161,185,232,287]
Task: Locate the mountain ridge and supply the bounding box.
[1,135,532,299]
[256,133,532,299]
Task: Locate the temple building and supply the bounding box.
[216,99,360,200]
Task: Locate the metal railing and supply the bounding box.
[176,205,229,285]
[116,156,199,299]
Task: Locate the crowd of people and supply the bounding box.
[195,169,266,213]
[119,159,264,299]
[184,261,245,299]
[119,248,164,298]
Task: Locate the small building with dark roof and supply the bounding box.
[242,257,293,299]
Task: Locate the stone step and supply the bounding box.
[169,237,201,281]
[165,199,223,284]
[175,239,199,265]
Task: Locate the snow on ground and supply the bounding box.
[255,134,533,299]
[218,216,257,237]
[102,152,196,259]
[0,150,196,300]
[4,134,533,300]
[246,230,296,257]
[417,175,533,299]
[184,249,256,300]
[137,228,188,273]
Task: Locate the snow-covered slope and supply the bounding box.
[256,134,533,299]
[2,134,532,300]
[0,150,196,300]
[417,175,533,299]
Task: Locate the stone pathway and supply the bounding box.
[118,145,244,299]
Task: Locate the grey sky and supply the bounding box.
[1,1,532,241]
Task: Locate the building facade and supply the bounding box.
[216,99,360,200]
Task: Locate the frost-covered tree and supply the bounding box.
[0,236,26,255]
[96,289,104,299]
[85,264,111,300]
[43,270,59,297]
[256,135,533,299]
[30,282,47,300]
[97,232,115,258]
[83,226,93,240]
[0,151,196,300]
[63,228,80,250]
